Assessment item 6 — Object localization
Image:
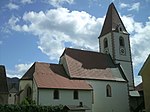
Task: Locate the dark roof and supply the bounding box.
[21,62,92,90]
[0,65,9,93]
[7,77,19,91]
[99,3,128,37]
[61,48,127,82]
[135,82,143,91]
[21,63,35,80]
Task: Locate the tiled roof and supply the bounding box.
[21,62,92,90]
[61,48,126,82]
[99,3,128,37]
[0,65,9,93]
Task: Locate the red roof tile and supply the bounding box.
[21,62,92,90]
[61,48,126,82]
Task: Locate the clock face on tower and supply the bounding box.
[120,47,126,55]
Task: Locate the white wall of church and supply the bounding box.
[113,32,134,89]
[32,78,38,104]
[113,32,131,61]
[116,61,134,89]
[99,33,113,55]
[19,80,32,103]
[38,89,92,112]
[86,80,130,112]
[8,92,16,104]
[99,32,131,61]
[99,32,134,90]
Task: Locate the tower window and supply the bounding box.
[73,90,79,99]
[119,36,124,47]
[104,38,108,48]
[106,84,112,97]
[120,27,122,31]
[54,90,59,99]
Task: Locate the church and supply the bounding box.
[19,3,134,112]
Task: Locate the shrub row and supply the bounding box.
[0,104,65,112]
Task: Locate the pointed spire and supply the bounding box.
[99,3,128,38]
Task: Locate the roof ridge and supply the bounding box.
[35,62,60,65]
[65,47,109,55]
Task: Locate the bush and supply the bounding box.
[21,97,36,106]
[0,104,65,112]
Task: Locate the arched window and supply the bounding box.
[54,90,59,99]
[104,38,108,48]
[119,36,124,47]
[106,84,112,97]
[27,87,32,99]
[120,27,122,31]
[73,90,79,99]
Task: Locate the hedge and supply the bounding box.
[0,104,66,112]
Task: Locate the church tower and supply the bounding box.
[98,3,134,90]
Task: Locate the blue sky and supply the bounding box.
[0,0,150,86]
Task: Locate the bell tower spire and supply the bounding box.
[99,3,129,37]
[98,3,134,90]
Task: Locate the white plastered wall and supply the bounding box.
[38,89,92,112]
[19,80,32,103]
[86,80,130,112]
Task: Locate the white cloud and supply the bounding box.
[46,0,74,8]
[6,2,19,10]
[15,63,33,74]
[8,16,22,31]
[121,15,150,69]
[120,3,129,9]
[130,18,150,67]
[7,63,33,78]
[134,76,142,86]
[7,8,150,85]
[8,8,103,61]
[21,0,33,4]
[128,2,140,11]
[119,2,140,12]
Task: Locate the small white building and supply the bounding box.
[8,87,18,104]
